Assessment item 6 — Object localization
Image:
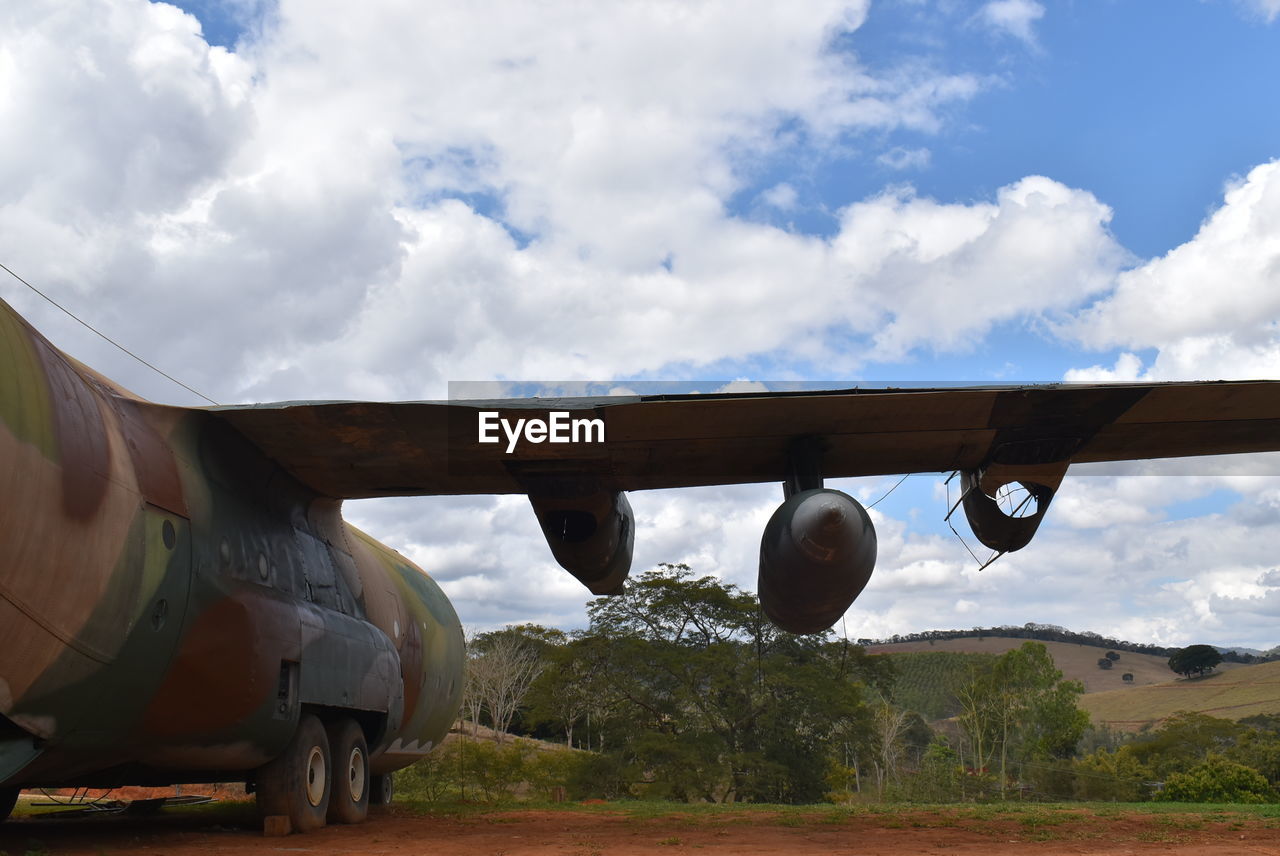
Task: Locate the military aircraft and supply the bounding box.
[3,288,1280,832]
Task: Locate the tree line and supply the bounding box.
[405,564,1280,805]
[859,624,1272,666]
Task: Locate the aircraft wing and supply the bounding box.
[210,380,1280,500]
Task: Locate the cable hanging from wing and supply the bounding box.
[866,472,911,510]
[943,471,1006,571]
[0,260,220,406]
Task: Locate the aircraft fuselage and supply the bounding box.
[0,297,464,794]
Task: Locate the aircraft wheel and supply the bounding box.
[369,772,394,806]
[0,787,17,822]
[326,718,369,824]
[256,713,331,833]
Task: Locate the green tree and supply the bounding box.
[897,739,963,802]
[1225,729,1280,789]
[955,641,1088,794]
[1123,712,1243,778]
[1158,755,1277,803]
[527,633,616,748]
[1072,748,1154,801]
[583,563,874,803]
[1168,644,1223,678]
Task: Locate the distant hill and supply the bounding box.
[1080,659,1280,732]
[876,650,995,719]
[1217,645,1267,656]
[865,635,1280,733]
[858,625,1273,665]
[864,636,1228,694]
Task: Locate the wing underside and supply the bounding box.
[209,381,1280,500]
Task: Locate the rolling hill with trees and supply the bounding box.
[865,634,1280,732]
[1080,660,1280,731]
[865,636,1241,694]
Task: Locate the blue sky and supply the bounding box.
[4,0,1280,646]
[848,1,1280,259]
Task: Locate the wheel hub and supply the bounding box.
[305,745,327,807]
[348,747,366,802]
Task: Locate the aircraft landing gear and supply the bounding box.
[370,772,394,806]
[0,787,17,822]
[325,718,369,824]
[256,713,331,833]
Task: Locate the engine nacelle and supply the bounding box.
[960,470,1055,553]
[758,488,877,634]
[529,490,634,595]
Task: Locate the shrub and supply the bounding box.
[463,739,536,802]
[1072,748,1153,801]
[396,741,460,802]
[395,738,543,803]
[1157,756,1277,804]
[889,740,964,803]
[524,747,627,801]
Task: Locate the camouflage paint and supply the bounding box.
[0,295,464,789]
[347,528,464,774]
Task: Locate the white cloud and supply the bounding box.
[877,146,931,170]
[1065,161,1280,381]
[760,183,799,211]
[1231,0,1280,23]
[1,0,996,404]
[976,0,1045,46]
[832,177,1127,363]
[1063,352,1145,382]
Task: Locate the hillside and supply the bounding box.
[864,636,1234,694]
[877,650,995,719]
[867,635,1280,733]
[1080,659,1280,731]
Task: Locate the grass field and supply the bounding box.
[1080,659,1280,731]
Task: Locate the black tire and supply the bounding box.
[325,718,369,824]
[256,713,331,833]
[1,787,17,822]
[369,772,394,806]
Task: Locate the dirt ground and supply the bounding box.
[5,801,1280,856]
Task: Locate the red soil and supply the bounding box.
[5,802,1279,855]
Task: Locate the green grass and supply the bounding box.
[388,797,1280,825]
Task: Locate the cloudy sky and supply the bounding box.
[3,0,1280,648]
